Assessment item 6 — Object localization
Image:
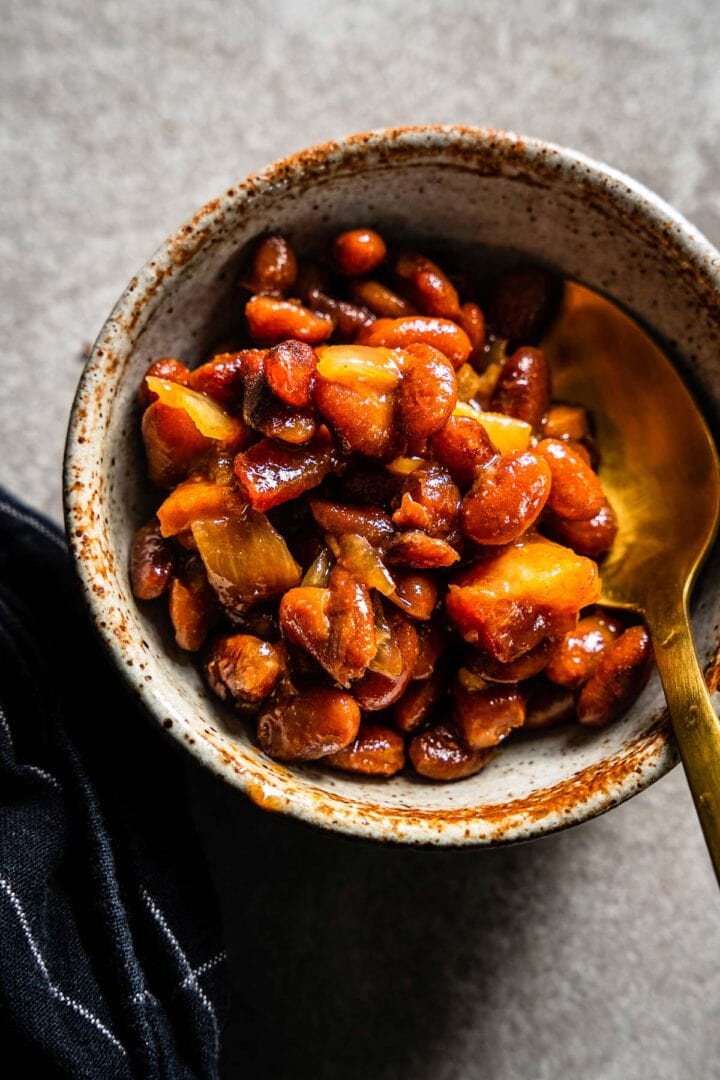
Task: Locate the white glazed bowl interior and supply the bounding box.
[65,127,720,844]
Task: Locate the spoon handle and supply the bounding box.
[651,600,720,885]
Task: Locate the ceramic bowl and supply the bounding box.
[64,126,720,845]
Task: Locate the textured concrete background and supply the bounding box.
[2,1,720,1076]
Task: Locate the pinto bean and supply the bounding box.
[458,302,486,352]
[468,638,554,683]
[394,252,461,319]
[536,438,605,521]
[130,519,174,599]
[577,626,653,727]
[188,351,257,407]
[386,531,460,569]
[430,414,498,488]
[396,343,458,439]
[350,280,417,318]
[392,464,460,538]
[168,558,215,651]
[388,571,438,620]
[546,610,624,688]
[307,290,373,339]
[246,235,298,295]
[393,669,445,732]
[490,346,551,430]
[314,377,395,458]
[205,634,283,704]
[245,295,333,344]
[334,229,387,276]
[242,349,316,444]
[325,725,405,776]
[357,317,472,369]
[310,498,395,546]
[409,723,493,781]
[354,609,419,710]
[485,266,560,344]
[542,403,590,442]
[257,688,361,760]
[543,498,618,558]
[453,681,526,748]
[138,358,190,407]
[411,622,446,680]
[524,681,576,729]
[460,451,551,545]
[264,340,317,408]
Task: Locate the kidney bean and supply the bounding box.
[411,622,446,679]
[536,438,605,521]
[187,351,257,408]
[396,343,458,438]
[138,358,190,408]
[334,229,387,276]
[246,235,298,295]
[577,626,653,727]
[543,498,618,558]
[168,558,215,651]
[393,668,445,732]
[469,638,553,683]
[490,346,551,430]
[542,403,590,442]
[325,724,405,776]
[142,401,212,488]
[453,680,526,749]
[234,430,338,512]
[350,280,417,318]
[264,340,318,408]
[242,349,316,444]
[130,519,174,599]
[460,450,551,545]
[354,609,419,710]
[392,467,460,540]
[205,633,283,704]
[357,317,472,369]
[524,680,576,729]
[314,377,395,457]
[388,570,438,620]
[386,531,460,569]
[546,610,624,688]
[485,266,560,344]
[394,252,461,319]
[310,498,395,547]
[245,295,333,344]
[257,688,360,760]
[430,414,497,488]
[409,723,492,780]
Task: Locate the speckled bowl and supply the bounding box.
[64,126,720,845]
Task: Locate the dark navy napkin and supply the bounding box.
[0,489,226,1078]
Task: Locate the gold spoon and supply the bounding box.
[542,282,720,881]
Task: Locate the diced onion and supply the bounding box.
[146,376,240,441]
[302,547,333,588]
[385,456,425,476]
[333,534,396,597]
[452,404,532,453]
[315,345,401,390]
[368,600,403,677]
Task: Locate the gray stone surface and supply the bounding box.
[2,1,719,1076]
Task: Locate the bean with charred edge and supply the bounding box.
[138,358,190,407]
[130,519,174,599]
[460,451,551,545]
[490,346,551,430]
[168,558,215,651]
[262,340,317,408]
[388,571,438,620]
[310,498,395,547]
[409,723,493,781]
[536,438,604,522]
[350,280,417,318]
[543,498,618,558]
[314,377,395,458]
[396,343,458,439]
[142,401,213,488]
[394,252,461,319]
[412,622,446,680]
[392,464,460,538]
[393,669,445,732]
[485,266,560,344]
[542,403,590,442]
[430,414,497,488]
[246,235,298,295]
[206,634,283,704]
[325,724,405,776]
[577,626,653,727]
[242,349,315,445]
[469,638,554,683]
[354,609,419,710]
[245,295,333,345]
[546,610,624,688]
[334,229,387,276]
[257,688,361,761]
[386,531,460,569]
[357,316,472,369]
[188,351,257,406]
[234,430,337,512]
[524,681,576,729]
[453,681,526,749]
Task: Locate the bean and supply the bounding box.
[392,464,460,538]
[577,626,653,727]
[409,723,493,780]
[310,498,396,547]
[142,401,212,488]
[411,622,446,679]
[247,235,298,295]
[245,295,333,344]
[130,519,174,599]
[542,403,590,442]
[242,348,316,444]
[325,725,405,776]
[264,340,318,408]
[386,531,461,569]
[234,430,338,512]
[257,688,360,760]
[469,638,554,683]
[357,316,472,369]
[354,609,419,710]
[393,669,445,732]
[350,280,417,318]
[334,229,387,276]
[485,266,560,344]
[314,377,395,458]
[536,438,605,521]
[168,558,215,651]
[396,343,458,438]
[307,289,373,339]
[138,358,190,408]
[430,414,497,488]
[394,252,461,319]
[546,610,624,688]
[188,351,256,407]
[388,570,438,621]
[490,346,551,429]
[458,301,486,352]
[543,498,618,558]
[460,450,551,545]
[453,681,526,748]
[524,681,576,729]
[205,634,283,703]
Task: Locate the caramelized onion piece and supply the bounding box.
[145,376,245,443]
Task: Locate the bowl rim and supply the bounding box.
[65,123,720,846]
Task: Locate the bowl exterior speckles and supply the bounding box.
[64,126,720,845]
